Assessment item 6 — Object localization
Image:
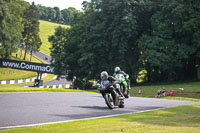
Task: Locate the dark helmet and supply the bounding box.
[114,67,120,73]
[100,71,108,80]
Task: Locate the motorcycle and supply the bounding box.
[114,74,130,98]
[98,80,125,109]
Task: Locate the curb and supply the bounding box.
[39,84,71,89]
[0,73,48,85]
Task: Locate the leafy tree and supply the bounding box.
[37,4,48,20]
[36,5,81,25]
[22,2,42,61]
[49,26,69,76]
[47,7,56,22]
[61,9,72,25]
[54,7,62,23]
[50,0,200,87]
[138,0,200,81]
[50,0,141,88]
[0,0,24,59]
[66,7,82,24]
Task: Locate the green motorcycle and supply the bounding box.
[114,74,130,98]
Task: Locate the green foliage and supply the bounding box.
[50,0,141,87]
[0,0,24,59]
[50,0,200,86]
[37,5,81,25]
[138,0,200,81]
[49,26,70,76]
[22,2,42,60]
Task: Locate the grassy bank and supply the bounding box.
[0,86,89,92]
[39,20,70,55]
[1,105,199,133]
[0,20,68,80]
[131,81,200,102]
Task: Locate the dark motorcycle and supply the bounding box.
[98,80,125,109]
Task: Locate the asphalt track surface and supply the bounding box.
[33,51,51,64]
[0,92,199,129]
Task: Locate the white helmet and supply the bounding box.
[114,67,120,73]
[100,71,108,80]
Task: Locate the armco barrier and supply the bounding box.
[0,73,47,85]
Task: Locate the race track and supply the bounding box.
[0,92,199,129]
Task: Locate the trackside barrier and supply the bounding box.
[39,84,71,89]
[0,73,47,85]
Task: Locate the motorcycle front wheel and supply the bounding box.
[119,100,125,108]
[104,93,114,109]
[124,89,130,98]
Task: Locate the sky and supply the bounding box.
[24,0,90,10]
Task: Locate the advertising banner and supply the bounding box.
[0,59,54,74]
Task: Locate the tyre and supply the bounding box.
[104,94,114,109]
[119,100,125,108]
[124,89,130,98]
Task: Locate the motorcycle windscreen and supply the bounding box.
[115,74,125,80]
[100,80,110,89]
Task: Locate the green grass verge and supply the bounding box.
[1,105,199,133]
[0,86,90,92]
[132,81,200,102]
[39,20,70,55]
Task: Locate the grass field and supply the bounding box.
[1,105,199,133]
[131,81,200,102]
[39,20,70,55]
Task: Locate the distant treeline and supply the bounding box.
[37,5,81,25]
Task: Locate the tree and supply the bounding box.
[61,9,73,25]
[49,26,69,76]
[54,7,62,23]
[138,0,200,81]
[47,7,56,22]
[50,0,200,87]
[37,4,48,20]
[50,0,141,88]
[0,0,24,59]
[22,2,42,61]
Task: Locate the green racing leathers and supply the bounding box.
[113,71,130,98]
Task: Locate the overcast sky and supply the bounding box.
[24,0,90,10]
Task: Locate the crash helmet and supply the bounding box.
[100,71,108,80]
[114,67,120,73]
